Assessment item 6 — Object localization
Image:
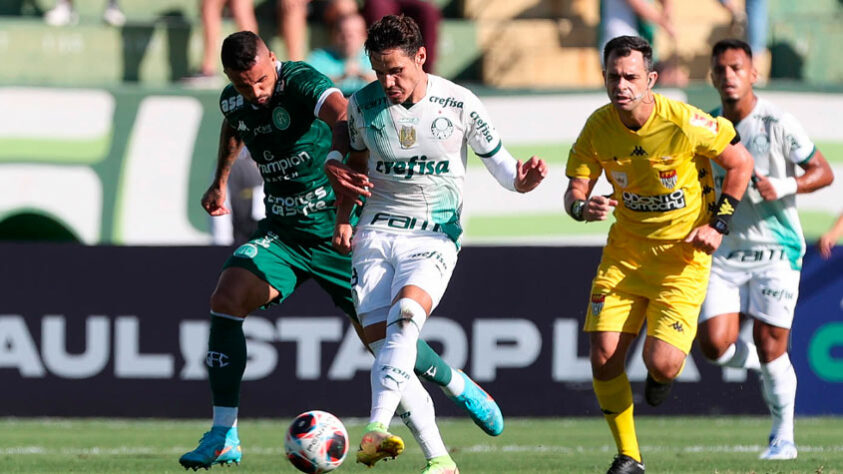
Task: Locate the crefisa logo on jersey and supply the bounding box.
[590,294,605,316]
[399,125,416,148]
[659,169,678,189]
[431,117,454,139]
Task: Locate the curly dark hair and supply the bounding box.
[364,14,424,57]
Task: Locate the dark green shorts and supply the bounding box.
[222,226,357,322]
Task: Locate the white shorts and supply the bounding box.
[699,263,801,328]
[351,229,458,326]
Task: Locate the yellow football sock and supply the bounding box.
[593,373,641,462]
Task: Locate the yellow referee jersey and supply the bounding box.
[566,93,736,241]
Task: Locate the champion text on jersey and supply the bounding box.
[470,111,495,143]
[257,151,312,180]
[375,156,450,179]
[622,190,686,212]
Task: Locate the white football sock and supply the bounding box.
[714,339,761,371]
[369,299,425,426]
[760,353,797,442]
[396,374,448,460]
[441,368,466,397]
[212,406,238,428]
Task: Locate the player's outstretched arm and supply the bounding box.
[514,156,549,193]
[332,149,369,255]
[201,119,243,216]
[686,141,754,253]
[322,92,372,204]
[324,160,372,206]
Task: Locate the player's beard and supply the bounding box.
[257,69,280,107]
[722,95,740,105]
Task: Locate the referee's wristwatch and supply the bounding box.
[571,199,587,222]
[711,217,729,235]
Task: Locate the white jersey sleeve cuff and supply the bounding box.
[314,87,343,118]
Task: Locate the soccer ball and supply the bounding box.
[284,410,349,473]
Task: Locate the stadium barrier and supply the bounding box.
[2,244,840,417]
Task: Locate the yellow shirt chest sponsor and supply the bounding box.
[566,94,734,241]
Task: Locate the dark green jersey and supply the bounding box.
[220,61,338,240]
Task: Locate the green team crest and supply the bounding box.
[272,107,291,130]
[234,243,259,259]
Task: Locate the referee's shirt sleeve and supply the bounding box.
[566,120,602,180]
[687,108,736,159]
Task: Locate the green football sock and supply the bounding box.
[207,314,247,407]
[414,339,452,386]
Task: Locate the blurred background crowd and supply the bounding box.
[3,0,842,90]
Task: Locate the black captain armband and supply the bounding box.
[709,193,740,234]
[570,199,586,222]
[730,130,741,145]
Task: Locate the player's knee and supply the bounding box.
[754,338,785,362]
[698,337,728,361]
[645,357,683,382]
[388,298,426,331]
[754,325,789,362]
[210,286,247,317]
[589,347,626,379]
[697,327,731,361]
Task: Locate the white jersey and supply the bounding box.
[711,96,816,271]
[348,75,503,246]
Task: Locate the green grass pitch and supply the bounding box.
[1,417,841,473]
